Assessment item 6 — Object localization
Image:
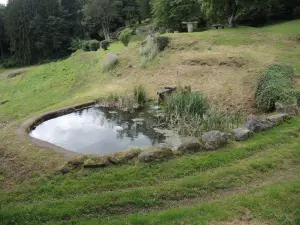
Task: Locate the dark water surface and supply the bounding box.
[30,107,164,155]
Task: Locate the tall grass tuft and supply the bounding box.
[140,36,158,67]
[165,92,209,118]
[102,54,119,71]
[164,92,241,136]
[133,85,147,105]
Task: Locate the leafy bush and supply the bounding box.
[82,41,90,52]
[156,36,169,51]
[255,64,295,112]
[119,28,132,47]
[2,58,20,68]
[101,40,110,51]
[69,38,85,51]
[102,54,118,71]
[88,40,100,51]
[133,85,147,105]
[293,7,300,19]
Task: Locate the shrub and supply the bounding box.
[133,85,147,105]
[2,58,20,68]
[88,40,100,51]
[82,41,90,52]
[69,38,85,51]
[156,36,169,51]
[101,40,110,51]
[102,54,118,71]
[293,7,300,19]
[255,64,295,112]
[119,28,132,47]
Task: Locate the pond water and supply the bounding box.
[30,107,165,155]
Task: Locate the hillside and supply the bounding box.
[1,21,300,224]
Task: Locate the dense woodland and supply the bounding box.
[0,0,300,65]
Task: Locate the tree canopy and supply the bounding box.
[1,0,299,65]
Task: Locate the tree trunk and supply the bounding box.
[228,1,238,28]
[102,24,110,41]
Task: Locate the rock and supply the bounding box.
[275,102,298,116]
[132,118,145,123]
[245,115,273,132]
[109,149,142,164]
[0,100,9,105]
[267,113,291,125]
[60,167,70,175]
[138,146,173,162]
[83,156,111,168]
[177,137,202,153]
[7,71,24,78]
[234,128,253,141]
[202,131,230,150]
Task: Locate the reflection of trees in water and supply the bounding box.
[76,107,164,144]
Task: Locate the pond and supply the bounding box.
[30,106,165,155]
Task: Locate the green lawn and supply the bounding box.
[1,21,300,225]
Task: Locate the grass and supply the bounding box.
[1,20,300,224]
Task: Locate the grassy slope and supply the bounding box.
[1,21,300,224]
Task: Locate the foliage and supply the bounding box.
[119,28,133,47]
[69,38,85,52]
[84,0,120,40]
[82,41,91,51]
[255,64,295,112]
[151,0,201,30]
[133,85,147,105]
[293,7,300,19]
[156,36,169,51]
[102,54,119,71]
[101,40,110,51]
[88,40,100,51]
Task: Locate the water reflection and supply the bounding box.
[30,107,164,155]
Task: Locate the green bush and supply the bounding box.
[156,36,169,51]
[293,7,300,19]
[82,41,90,52]
[119,28,132,47]
[255,64,295,112]
[101,40,110,51]
[133,85,147,105]
[165,92,209,118]
[69,38,85,51]
[2,58,20,68]
[88,40,100,51]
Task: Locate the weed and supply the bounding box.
[140,36,158,67]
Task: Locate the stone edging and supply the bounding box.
[17,101,96,158]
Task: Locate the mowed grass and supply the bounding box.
[1,21,300,224]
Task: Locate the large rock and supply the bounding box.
[275,102,298,116]
[177,137,202,153]
[202,131,230,150]
[267,113,291,125]
[245,115,273,132]
[109,149,142,164]
[138,146,174,162]
[83,156,111,168]
[233,128,253,141]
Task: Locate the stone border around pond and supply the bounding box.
[17,101,97,158]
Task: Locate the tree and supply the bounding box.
[84,0,120,40]
[152,0,200,30]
